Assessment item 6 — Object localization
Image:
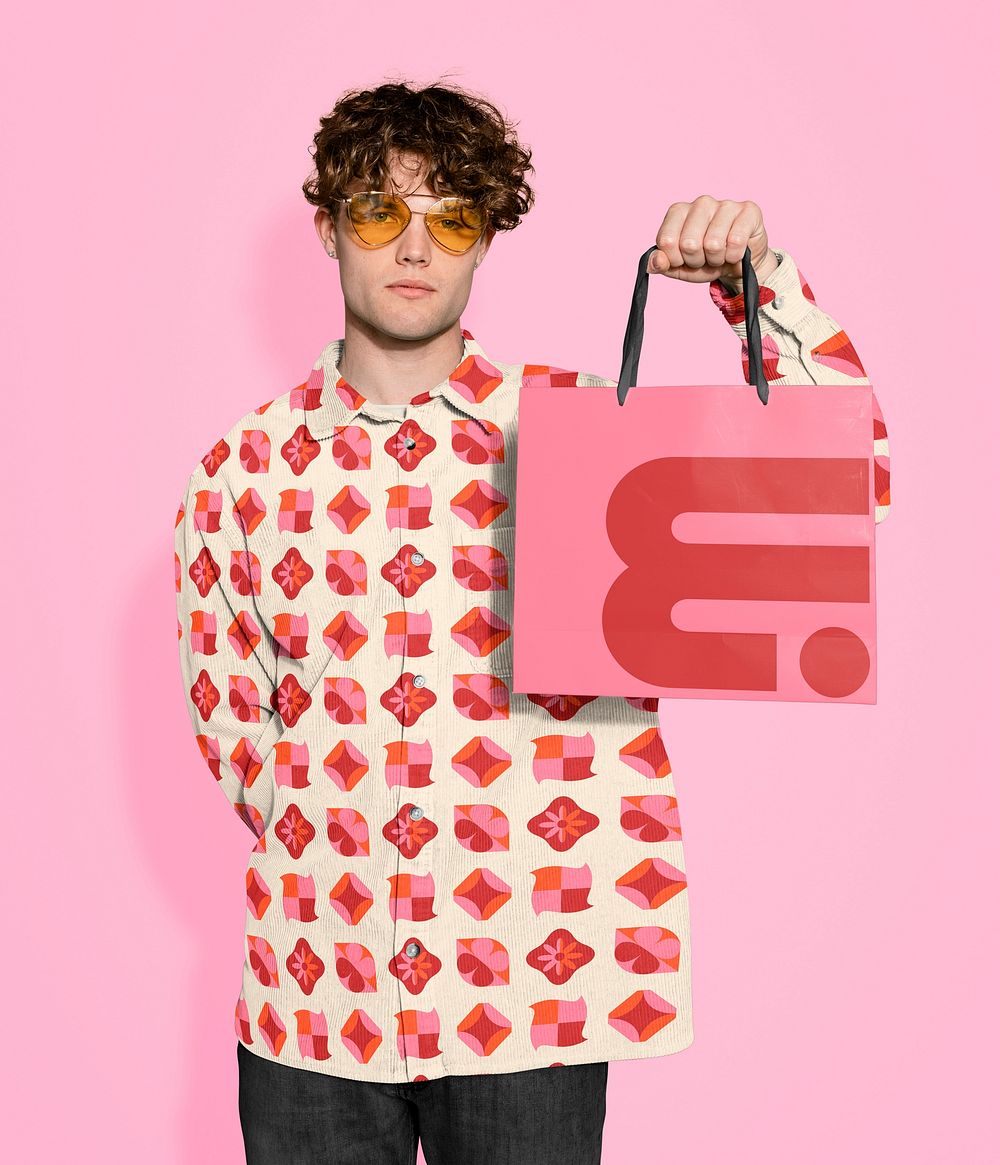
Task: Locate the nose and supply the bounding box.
[394,209,432,263]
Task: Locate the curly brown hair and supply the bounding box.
[301,76,536,235]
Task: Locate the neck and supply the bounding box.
[338,311,465,405]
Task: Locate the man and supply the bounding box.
[174,80,891,1165]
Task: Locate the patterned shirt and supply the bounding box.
[173,247,891,1083]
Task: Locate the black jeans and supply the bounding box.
[237,1040,609,1164]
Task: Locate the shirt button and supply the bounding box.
[408,805,424,820]
[413,674,426,687]
[772,294,784,309]
[405,942,421,957]
[403,436,416,449]
[411,551,424,565]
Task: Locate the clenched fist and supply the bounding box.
[647,195,778,293]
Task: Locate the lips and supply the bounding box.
[387,284,435,299]
[388,282,434,291]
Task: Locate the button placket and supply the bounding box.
[398,400,443,1080]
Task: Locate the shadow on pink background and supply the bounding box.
[5,2,996,1162]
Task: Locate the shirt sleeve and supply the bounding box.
[173,464,282,838]
[707,248,891,525]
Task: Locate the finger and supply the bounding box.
[703,201,746,269]
[677,194,720,269]
[722,202,763,268]
[649,203,691,273]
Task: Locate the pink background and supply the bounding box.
[4,2,995,1162]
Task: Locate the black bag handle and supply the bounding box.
[616,244,769,406]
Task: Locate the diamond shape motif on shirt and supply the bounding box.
[280,422,322,475]
[275,802,316,859]
[248,935,279,987]
[451,606,511,659]
[257,1002,287,1056]
[526,797,599,851]
[456,937,510,988]
[341,1009,383,1065]
[380,673,437,727]
[457,1002,512,1058]
[293,1011,332,1062]
[322,611,368,662]
[529,732,596,783]
[273,611,309,659]
[275,488,313,534]
[530,864,593,914]
[454,804,509,852]
[227,610,262,660]
[452,353,503,405]
[528,997,587,1049]
[453,674,509,720]
[453,868,511,921]
[323,739,370,792]
[272,547,314,600]
[451,417,504,466]
[333,941,377,993]
[328,872,375,926]
[287,936,325,996]
[615,857,687,910]
[385,419,436,470]
[614,926,681,975]
[386,483,433,530]
[384,609,432,660]
[189,546,221,599]
[450,480,510,529]
[619,795,681,844]
[389,938,442,995]
[230,548,263,598]
[278,871,318,923]
[608,990,678,1044]
[451,736,512,789]
[452,544,509,592]
[327,485,371,534]
[326,548,367,596]
[274,739,310,789]
[620,725,673,780]
[382,544,437,597]
[384,738,434,789]
[200,437,230,477]
[388,871,437,922]
[331,425,373,471]
[271,673,312,728]
[382,803,439,859]
[394,1009,443,1061]
[525,928,595,984]
[239,429,271,474]
[327,807,371,857]
[234,486,267,535]
[246,869,272,921]
[324,677,366,725]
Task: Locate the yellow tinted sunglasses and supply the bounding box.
[333,191,487,255]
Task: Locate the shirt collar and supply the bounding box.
[295,329,507,436]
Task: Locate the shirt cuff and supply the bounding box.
[708,248,819,333]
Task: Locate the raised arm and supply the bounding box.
[709,248,891,525]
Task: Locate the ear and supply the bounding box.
[474,226,496,268]
[315,205,338,254]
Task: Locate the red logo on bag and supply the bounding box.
[603,456,872,698]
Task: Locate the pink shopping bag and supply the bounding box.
[512,246,878,704]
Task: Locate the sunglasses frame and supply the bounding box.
[331,190,488,255]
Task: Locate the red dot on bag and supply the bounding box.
[799,627,871,699]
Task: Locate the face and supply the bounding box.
[315,150,495,343]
